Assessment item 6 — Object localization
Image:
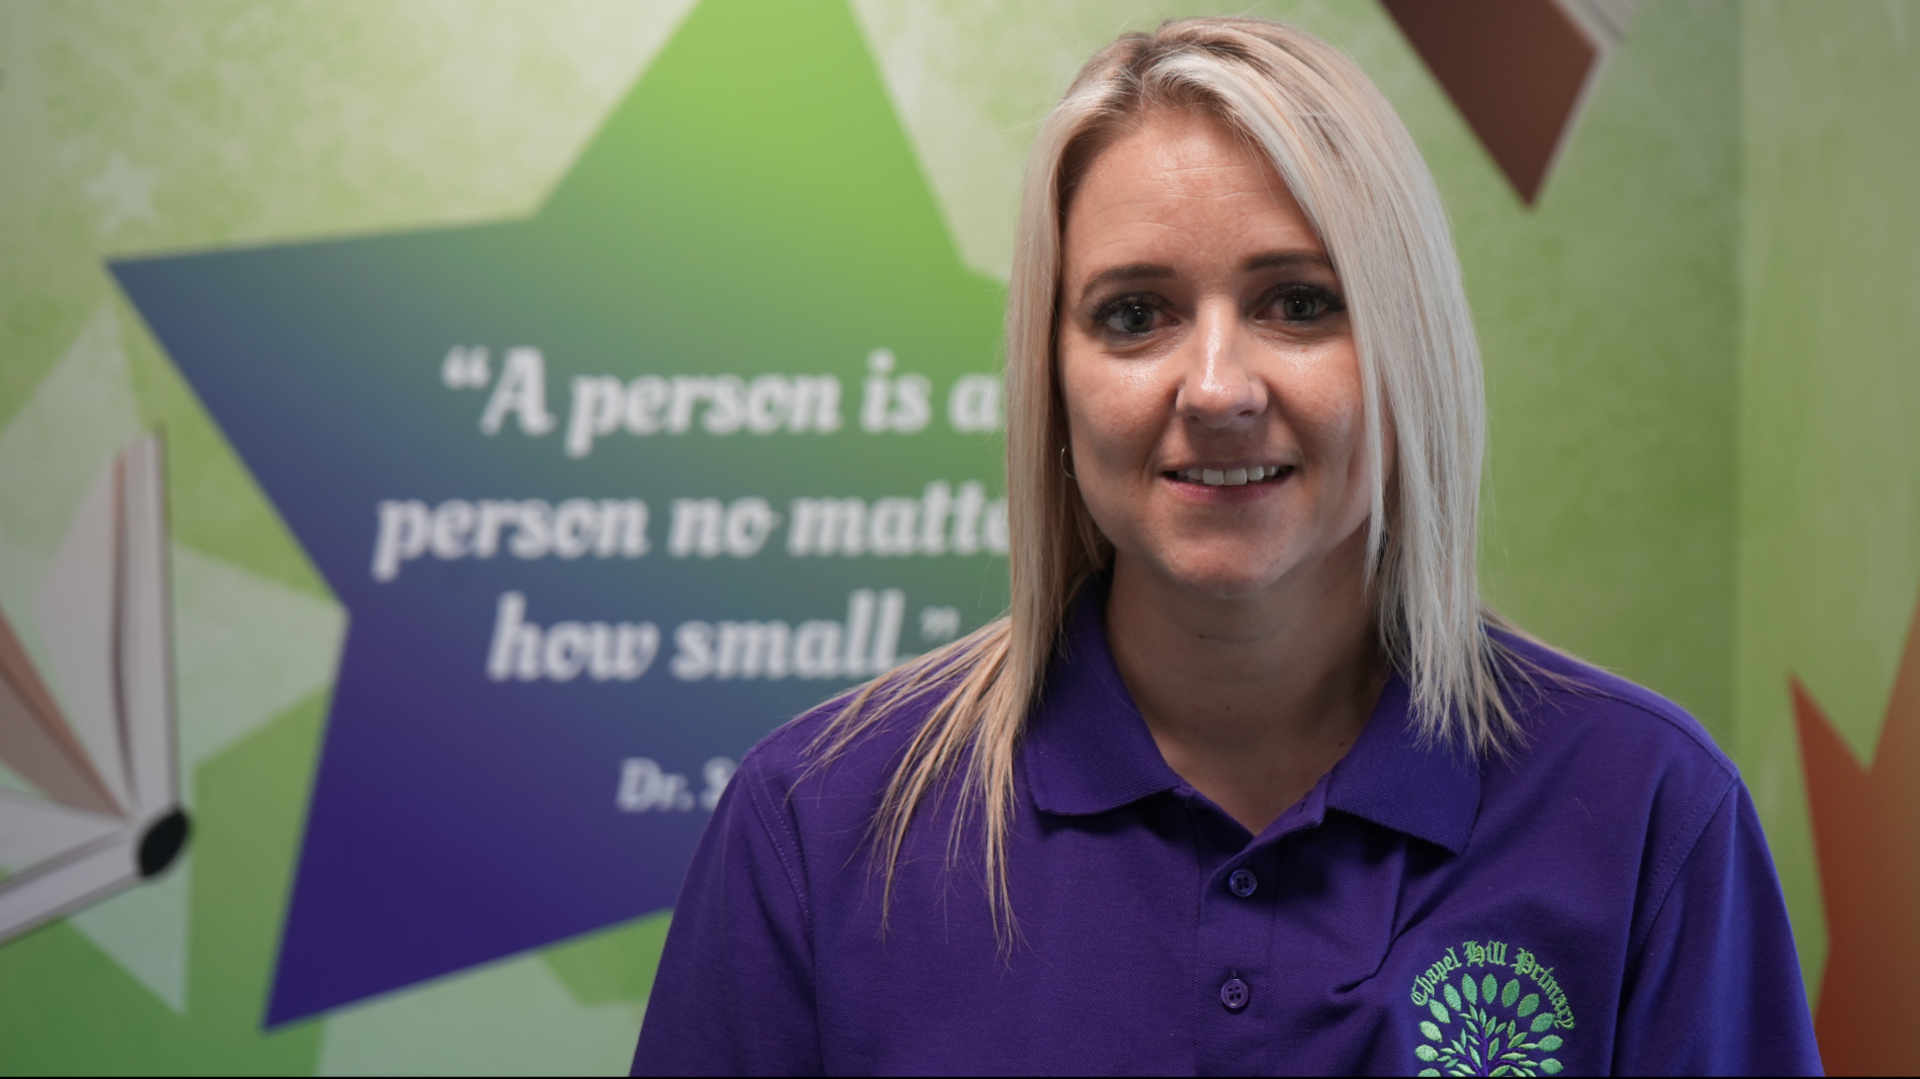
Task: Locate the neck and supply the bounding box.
[1104,530,1385,835]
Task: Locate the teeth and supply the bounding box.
[1177,466,1285,486]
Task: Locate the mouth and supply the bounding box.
[1164,464,1295,488]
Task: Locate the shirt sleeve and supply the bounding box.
[1613,778,1823,1075]
[631,749,822,1076]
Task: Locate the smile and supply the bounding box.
[1168,465,1294,487]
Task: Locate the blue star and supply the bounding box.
[114,0,1006,1024]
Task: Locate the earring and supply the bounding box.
[1060,445,1076,481]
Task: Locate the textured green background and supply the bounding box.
[1734,1,1920,1010]
[0,0,1911,1071]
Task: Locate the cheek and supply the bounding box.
[1282,350,1373,498]
[1058,345,1166,468]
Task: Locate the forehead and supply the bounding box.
[1064,109,1322,271]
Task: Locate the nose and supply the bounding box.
[1173,300,1267,429]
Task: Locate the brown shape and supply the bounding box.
[0,602,122,816]
[1382,0,1599,204]
[1791,594,1920,1075]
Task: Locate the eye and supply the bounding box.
[1267,285,1344,323]
[1098,298,1163,337]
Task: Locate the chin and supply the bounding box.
[1156,555,1289,600]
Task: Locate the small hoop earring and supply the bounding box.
[1059,445,1077,481]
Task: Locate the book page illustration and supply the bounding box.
[0,435,187,942]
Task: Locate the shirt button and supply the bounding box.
[1228,868,1258,897]
[1220,977,1250,1012]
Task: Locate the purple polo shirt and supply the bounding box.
[633,590,1821,1075]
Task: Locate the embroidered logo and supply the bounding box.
[1409,939,1574,1077]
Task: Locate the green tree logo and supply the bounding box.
[1415,972,1566,1077]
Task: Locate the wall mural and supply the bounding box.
[1383,0,1639,203]
[0,437,186,941]
[1793,599,1920,1075]
[112,0,1007,1025]
[1,0,1912,1073]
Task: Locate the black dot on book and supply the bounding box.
[139,810,191,878]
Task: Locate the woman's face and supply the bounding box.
[1057,109,1379,601]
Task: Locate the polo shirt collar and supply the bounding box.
[1323,674,1482,854]
[1022,584,1185,814]
[1021,585,1482,855]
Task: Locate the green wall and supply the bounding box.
[1735,1,1920,1003]
[1424,2,1742,740]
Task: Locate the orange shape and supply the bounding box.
[1792,595,1920,1075]
[1383,0,1603,204]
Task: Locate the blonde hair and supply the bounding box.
[811,16,1520,937]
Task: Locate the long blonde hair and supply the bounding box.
[811,17,1518,936]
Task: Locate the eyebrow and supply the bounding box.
[1076,262,1173,304]
[1245,250,1334,274]
[1075,250,1336,304]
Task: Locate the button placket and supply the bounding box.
[1190,806,1279,1071]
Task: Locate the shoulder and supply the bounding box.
[1479,632,1787,974]
[737,628,994,790]
[1492,627,1738,791]
[1481,630,1749,917]
[726,670,950,840]
[1485,629,1743,887]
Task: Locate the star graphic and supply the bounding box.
[1791,594,1920,1073]
[112,0,1007,1025]
[1383,0,1640,203]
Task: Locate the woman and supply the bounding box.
[634,18,1819,1076]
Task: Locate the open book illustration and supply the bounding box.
[0,435,187,944]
